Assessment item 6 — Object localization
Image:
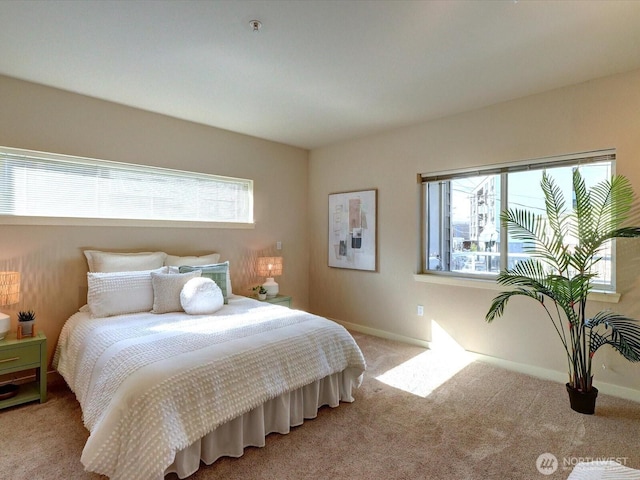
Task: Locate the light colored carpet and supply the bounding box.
[0,332,638,480]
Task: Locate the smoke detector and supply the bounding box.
[249,20,262,32]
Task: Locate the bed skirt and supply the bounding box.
[165,368,362,479]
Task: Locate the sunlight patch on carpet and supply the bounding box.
[375,321,474,397]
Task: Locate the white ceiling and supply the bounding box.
[1,1,640,150]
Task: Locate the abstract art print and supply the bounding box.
[328,189,377,271]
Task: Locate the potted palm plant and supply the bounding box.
[486,169,640,414]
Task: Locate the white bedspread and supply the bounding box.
[53,296,366,480]
[567,461,640,479]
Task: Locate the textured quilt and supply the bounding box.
[53,296,366,480]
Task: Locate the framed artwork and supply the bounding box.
[328,189,377,271]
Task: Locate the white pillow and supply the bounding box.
[151,270,201,314]
[178,261,232,303]
[164,253,221,267]
[180,277,224,315]
[87,267,168,318]
[84,250,167,272]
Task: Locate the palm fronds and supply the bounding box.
[587,312,640,363]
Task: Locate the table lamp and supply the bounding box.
[256,257,283,297]
[0,272,20,340]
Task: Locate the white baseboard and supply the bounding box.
[332,318,640,403]
[469,351,640,403]
[333,318,431,349]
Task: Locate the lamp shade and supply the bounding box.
[0,272,20,306]
[0,271,19,340]
[257,257,282,298]
[256,257,283,277]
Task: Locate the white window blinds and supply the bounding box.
[0,146,253,225]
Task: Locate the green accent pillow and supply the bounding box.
[179,262,229,303]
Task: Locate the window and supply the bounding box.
[421,150,615,290]
[0,146,253,226]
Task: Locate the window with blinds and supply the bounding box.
[0,146,254,226]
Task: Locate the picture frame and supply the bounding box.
[328,189,377,271]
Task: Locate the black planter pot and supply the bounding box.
[566,383,598,414]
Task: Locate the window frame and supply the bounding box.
[419,149,617,292]
[0,146,255,229]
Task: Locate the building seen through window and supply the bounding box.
[422,152,614,289]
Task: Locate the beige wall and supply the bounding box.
[0,75,309,367]
[309,69,640,394]
[2,69,639,396]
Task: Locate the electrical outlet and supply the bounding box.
[276,241,282,250]
[417,305,424,316]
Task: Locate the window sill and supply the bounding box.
[0,215,255,229]
[413,274,621,304]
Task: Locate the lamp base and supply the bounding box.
[262,277,279,297]
[0,312,10,340]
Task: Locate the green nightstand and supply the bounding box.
[0,332,47,410]
[254,294,292,308]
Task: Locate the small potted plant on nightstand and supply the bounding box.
[251,285,268,300]
[17,310,36,338]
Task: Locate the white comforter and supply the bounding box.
[53,296,366,480]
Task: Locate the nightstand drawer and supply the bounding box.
[0,344,41,371]
[252,294,292,308]
[0,332,47,409]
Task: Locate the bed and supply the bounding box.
[53,251,366,480]
[567,461,640,479]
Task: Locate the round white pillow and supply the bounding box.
[180,277,224,315]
